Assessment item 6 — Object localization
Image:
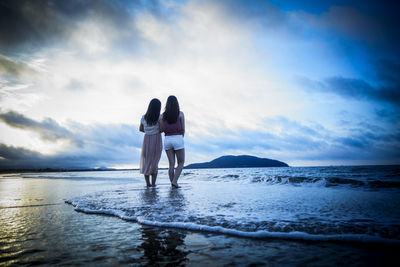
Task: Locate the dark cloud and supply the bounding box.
[375,108,400,123]
[335,137,365,149]
[0,110,143,147]
[0,111,143,170]
[300,75,400,106]
[0,110,75,143]
[225,0,400,48]
[222,0,286,27]
[0,142,139,170]
[376,60,400,86]
[0,143,46,170]
[0,0,159,54]
[289,2,399,107]
[292,2,400,52]
[1,0,75,53]
[223,1,400,110]
[269,0,399,14]
[230,0,398,62]
[0,54,36,75]
[319,6,396,45]
[298,39,400,106]
[323,77,375,99]
[374,59,400,105]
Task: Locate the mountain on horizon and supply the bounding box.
[185,155,289,169]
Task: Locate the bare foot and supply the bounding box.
[171,183,180,188]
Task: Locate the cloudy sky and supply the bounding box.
[0,0,399,170]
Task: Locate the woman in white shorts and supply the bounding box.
[161,95,185,188]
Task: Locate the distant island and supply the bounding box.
[185,155,289,169]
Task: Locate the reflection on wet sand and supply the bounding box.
[167,187,187,212]
[139,187,160,206]
[138,187,188,266]
[139,227,188,266]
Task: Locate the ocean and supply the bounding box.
[1,165,400,265]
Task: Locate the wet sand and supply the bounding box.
[1,174,399,266]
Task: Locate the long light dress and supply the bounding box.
[140,115,162,175]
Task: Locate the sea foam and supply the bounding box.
[66,175,400,244]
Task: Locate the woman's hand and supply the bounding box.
[180,111,185,137]
[159,121,163,133]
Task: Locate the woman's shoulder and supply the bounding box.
[179,111,184,117]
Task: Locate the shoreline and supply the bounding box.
[1,164,399,174]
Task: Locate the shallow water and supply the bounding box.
[66,166,400,243]
[1,166,400,265]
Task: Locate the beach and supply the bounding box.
[1,1,399,265]
[1,167,400,266]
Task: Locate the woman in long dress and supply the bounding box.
[139,98,162,187]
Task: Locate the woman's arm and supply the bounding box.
[139,122,144,132]
[159,120,163,133]
[180,111,185,137]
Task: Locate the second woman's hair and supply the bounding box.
[144,98,161,126]
[163,95,180,124]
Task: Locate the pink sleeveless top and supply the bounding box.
[162,115,183,136]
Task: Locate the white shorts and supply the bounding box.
[164,135,184,151]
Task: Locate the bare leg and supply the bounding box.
[144,175,151,187]
[165,149,176,182]
[172,149,185,187]
[151,172,158,187]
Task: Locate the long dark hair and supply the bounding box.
[163,95,180,124]
[144,98,161,126]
